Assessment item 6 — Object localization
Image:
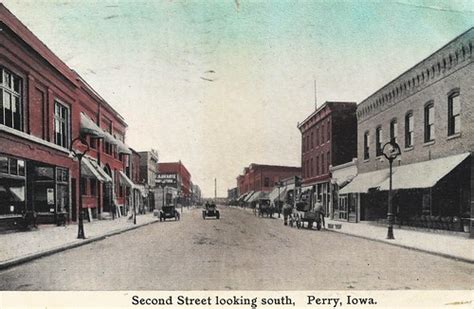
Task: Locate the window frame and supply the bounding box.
[390,119,398,144]
[405,112,414,148]
[375,126,383,157]
[448,90,461,136]
[0,67,23,131]
[424,102,435,142]
[54,100,71,149]
[363,131,370,160]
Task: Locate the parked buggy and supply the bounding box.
[256,199,274,218]
[202,203,220,219]
[160,205,180,221]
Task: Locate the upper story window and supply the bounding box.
[327,120,330,142]
[316,155,319,175]
[375,126,383,156]
[390,119,398,144]
[321,153,325,174]
[310,132,313,149]
[310,158,313,177]
[448,92,461,136]
[405,112,414,148]
[54,101,70,149]
[0,68,23,131]
[327,151,330,171]
[321,124,325,144]
[316,127,319,146]
[363,131,370,160]
[424,103,435,142]
[264,177,270,187]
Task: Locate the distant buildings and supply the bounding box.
[157,161,192,207]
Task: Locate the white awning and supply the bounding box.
[88,159,113,183]
[134,184,148,197]
[80,113,105,138]
[378,152,470,191]
[268,187,280,201]
[248,191,269,203]
[339,169,391,194]
[244,191,255,202]
[237,193,248,201]
[119,170,134,187]
[340,153,470,194]
[81,157,107,182]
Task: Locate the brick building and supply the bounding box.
[157,161,192,204]
[340,27,474,236]
[0,4,135,226]
[297,101,357,215]
[138,150,159,211]
[236,164,301,196]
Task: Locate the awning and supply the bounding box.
[339,169,391,194]
[340,152,470,194]
[81,157,107,182]
[119,171,134,187]
[80,113,105,138]
[88,159,113,183]
[268,187,280,201]
[248,191,269,203]
[237,192,248,202]
[378,152,470,191]
[244,191,255,202]
[134,184,147,197]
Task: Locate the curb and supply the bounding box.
[0,219,159,271]
[244,207,474,264]
[324,228,474,264]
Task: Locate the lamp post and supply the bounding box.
[71,137,90,239]
[133,187,137,225]
[382,138,401,240]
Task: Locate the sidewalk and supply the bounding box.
[0,212,160,270]
[239,206,474,263]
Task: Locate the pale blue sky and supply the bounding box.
[3,0,473,196]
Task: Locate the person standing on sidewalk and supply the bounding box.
[314,199,325,229]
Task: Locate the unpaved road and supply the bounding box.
[0,206,472,290]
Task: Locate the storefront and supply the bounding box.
[0,154,26,227]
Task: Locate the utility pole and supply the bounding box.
[214,178,217,201]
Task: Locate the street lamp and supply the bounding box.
[71,137,90,239]
[382,138,401,240]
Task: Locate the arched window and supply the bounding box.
[448,90,461,136]
[375,126,383,157]
[424,102,435,142]
[364,131,370,160]
[390,119,398,144]
[405,112,414,148]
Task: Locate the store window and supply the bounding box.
[405,112,414,148]
[448,91,461,136]
[54,101,70,148]
[0,68,23,131]
[424,103,435,142]
[0,155,26,216]
[56,167,69,214]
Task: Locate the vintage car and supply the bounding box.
[159,205,180,221]
[202,203,220,219]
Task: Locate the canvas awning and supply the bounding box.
[119,171,134,187]
[268,187,280,201]
[237,192,248,202]
[80,113,105,138]
[247,191,269,203]
[340,153,470,194]
[244,191,255,202]
[81,157,107,182]
[378,152,470,191]
[134,184,148,197]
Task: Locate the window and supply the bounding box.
[424,103,435,142]
[90,179,97,195]
[327,151,330,171]
[448,92,461,135]
[376,127,383,156]
[0,68,23,131]
[54,101,70,148]
[0,155,25,176]
[405,112,414,148]
[264,177,270,187]
[316,127,319,146]
[310,132,313,149]
[364,131,370,160]
[321,124,325,144]
[390,119,398,143]
[316,156,319,175]
[321,153,325,174]
[327,120,330,141]
[310,158,313,177]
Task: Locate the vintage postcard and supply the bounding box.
[0,0,472,308]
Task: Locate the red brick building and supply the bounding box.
[0,4,135,225]
[157,161,192,201]
[237,164,301,195]
[298,101,357,214]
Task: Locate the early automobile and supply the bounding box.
[160,205,180,221]
[202,203,220,219]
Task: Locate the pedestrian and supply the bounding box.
[314,199,325,229]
